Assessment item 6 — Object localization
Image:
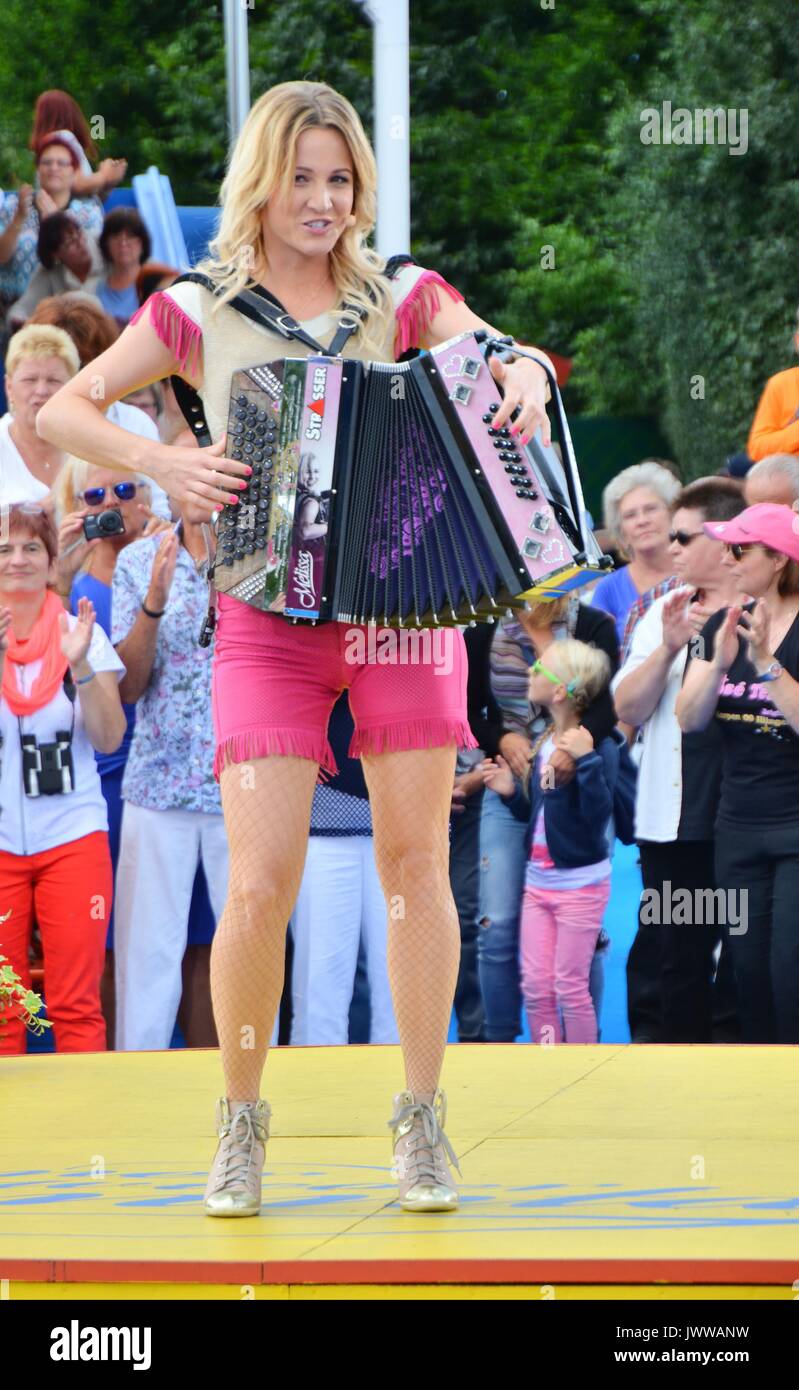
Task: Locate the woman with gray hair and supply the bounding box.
[590,460,682,643]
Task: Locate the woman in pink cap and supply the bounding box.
[676,503,799,1043]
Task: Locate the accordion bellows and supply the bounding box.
[212,331,606,626]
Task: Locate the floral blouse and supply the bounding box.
[111,528,221,814]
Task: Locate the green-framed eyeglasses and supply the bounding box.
[531,658,577,696]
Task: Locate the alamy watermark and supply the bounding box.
[343,625,454,677]
[640,101,748,156]
[639,881,747,935]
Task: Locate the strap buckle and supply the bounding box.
[272,311,302,338]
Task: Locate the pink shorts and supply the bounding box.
[212,593,477,779]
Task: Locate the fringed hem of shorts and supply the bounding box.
[349,717,478,760]
[130,291,202,377]
[214,729,337,782]
[393,270,464,357]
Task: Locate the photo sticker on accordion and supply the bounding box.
[449,383,473,406]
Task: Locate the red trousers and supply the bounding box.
[0,831,112,1055]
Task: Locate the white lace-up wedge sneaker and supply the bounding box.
[388,1089,460,1212]
[203,1098,271,1217]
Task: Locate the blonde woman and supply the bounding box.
[0,324,79,503]
[482,640,617,1045]
[591,461,682,643]
[38,80,553,1217]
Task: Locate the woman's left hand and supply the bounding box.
[59,596,95,668]
[488,355,552,447]
[35,188,58,218]
[737,598,771,668]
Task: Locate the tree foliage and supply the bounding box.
[1,0,796,473]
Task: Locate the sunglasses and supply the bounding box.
[79,483,140,506]
[669,530,704,547]
[531,657,577,696]
[727,542,757,561]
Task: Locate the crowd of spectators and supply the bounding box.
[2,88,799,1056]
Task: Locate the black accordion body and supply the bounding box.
[211,331,607,626]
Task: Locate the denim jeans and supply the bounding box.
[477,791,528,1040]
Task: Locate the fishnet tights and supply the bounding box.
[361,746,461,1099]
[211,746,460,1105]
[212,756,317,1101]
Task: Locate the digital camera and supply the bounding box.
[83,508,125,541]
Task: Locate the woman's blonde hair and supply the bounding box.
[197,81,394,358]
[50,455,151,528]
[602,460,682,557]
[5,323,80,380]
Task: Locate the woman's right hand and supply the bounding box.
[497,730,533,780]
[146,529,179,611]
[98,157,128,188]
[149,436,250,520]
[56,509,102,588]
[14,184,33,222]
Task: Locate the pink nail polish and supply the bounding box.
[229,495,239,505]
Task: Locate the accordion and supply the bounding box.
[211,330,609,626]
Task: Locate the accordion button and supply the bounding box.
[223,555,235,566]
[253,452,263,463]
[231,450,242,461]
[245,543,255,555]
[482,413,493,424]
[237,394,247,406]
[255,538,267,549]
[257,410,268,422]
[489,402,500,413]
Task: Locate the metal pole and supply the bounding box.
[224,0,252,145]
[356,0,411,255]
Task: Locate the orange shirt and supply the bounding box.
[748,365,799,461]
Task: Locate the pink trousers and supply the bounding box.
[520,880,611,1044]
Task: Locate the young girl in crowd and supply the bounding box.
[482,639,620,1044]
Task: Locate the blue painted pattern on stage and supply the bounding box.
[1,1167,797,1230]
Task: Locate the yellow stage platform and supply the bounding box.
[1,1044,797,1300]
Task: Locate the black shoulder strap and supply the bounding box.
[169,256,412,445]
[173,271,365,356]
[167,271,367,446]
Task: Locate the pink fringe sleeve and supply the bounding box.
[393,269,464,358]
[129,292,203,378]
